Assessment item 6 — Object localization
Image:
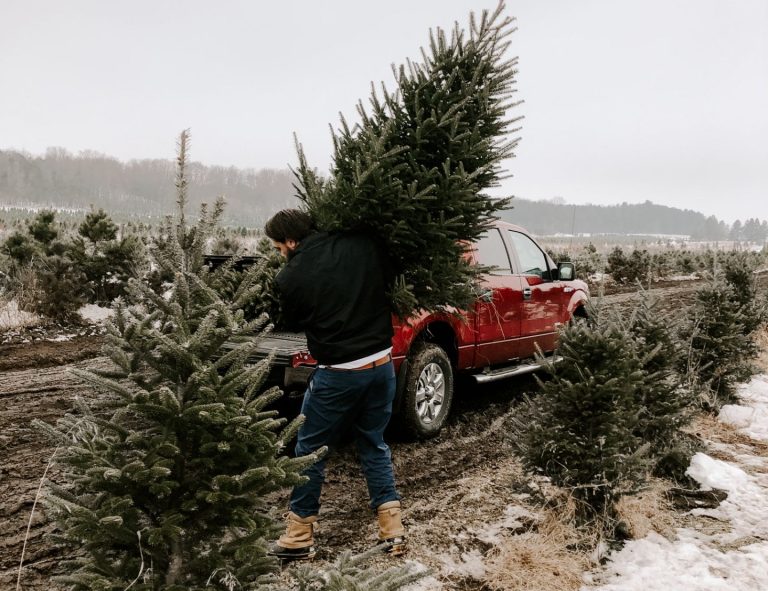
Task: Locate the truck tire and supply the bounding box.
[398,342,454,439]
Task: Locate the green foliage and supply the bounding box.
[24,254,90,321]
[722,252,767,334]
[627,290,694,463]
[36,130,321,590]
[2,231,38,264]
[69,232,147,304]
[207,237,286,327]
[681,277,757,409]
[518,306,649,520]
[28,209,59,245]
[79,208,119,243]
[606,247,651,285]
[284,546,427,590]
[295,4,519,315]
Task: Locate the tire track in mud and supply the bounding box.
[0,279,715,589]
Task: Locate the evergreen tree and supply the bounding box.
[723,252,766,334]
[35,131,321,590]
[2,231,38,264]
[295,3,520,315]
[79,208,119,243]
[207,237,285,328]
[28,209,58,246]
[284,546,426,590]
[518,305,649,521]
[626,290,694,469]
[681,277,756,409]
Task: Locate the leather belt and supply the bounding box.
[327,353,392,371]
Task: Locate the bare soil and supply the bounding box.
[0,277,749,589]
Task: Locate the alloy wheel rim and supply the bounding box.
[415,362,445,424]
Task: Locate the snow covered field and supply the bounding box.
[586,375,768,591]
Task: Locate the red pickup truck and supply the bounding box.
[233,220,589,439]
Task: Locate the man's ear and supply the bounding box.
[286,239,298,250]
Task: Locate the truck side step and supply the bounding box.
[471,355,562,384]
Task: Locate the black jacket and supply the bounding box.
[275,231,394,365]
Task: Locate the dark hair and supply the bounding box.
[264,209,316,243]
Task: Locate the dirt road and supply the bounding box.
[0,277,726,589]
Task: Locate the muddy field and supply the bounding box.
[0,278,750,589]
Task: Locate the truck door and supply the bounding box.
[472,229,523,366]
[507,230,564,357]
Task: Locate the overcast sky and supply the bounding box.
[1,0,766,224]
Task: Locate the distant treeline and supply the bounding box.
[1,148,764,240]
[0,148,296,226]
[500,199,765,241]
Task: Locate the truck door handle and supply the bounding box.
[523,287,532,300]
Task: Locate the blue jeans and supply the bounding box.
[289,362,401,517]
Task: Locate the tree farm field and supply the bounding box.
[3,272,767,590]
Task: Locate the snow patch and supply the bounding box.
[585,374,768,590]
[78,303,114,324]
[470,504,537,545]
[439,549,486,580]
[719,375,768,441]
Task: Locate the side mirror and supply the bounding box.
[558,262,575,281]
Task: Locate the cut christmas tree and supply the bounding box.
[294,1,521,315]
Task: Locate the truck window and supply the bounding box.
[475,229,512,273]
[508,230,548,278]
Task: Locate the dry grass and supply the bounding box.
[688,413,768,455]
[484,494,596,591]
[614,478,678,540]
[0,296,41,331]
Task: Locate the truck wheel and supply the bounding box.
[400,343,454,439]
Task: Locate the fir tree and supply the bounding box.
[284,546,427,590]
[35,131,321,590]
[681,277,757,409]
[295,3,520,315]
[626,290,694,471]
[79,208,119,243]
[518,305,649,521]
[28,209,58,247]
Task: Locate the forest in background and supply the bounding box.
[1,148,765,241]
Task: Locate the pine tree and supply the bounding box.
[294,3,520,315]
[207,237,285,327]
[28,209,58,247]
[284,546,427,590]
[626,290,694,461]
[79,208,119,243]
[681,277,756,409]
[35,131,321,590]
[518,305,649,521]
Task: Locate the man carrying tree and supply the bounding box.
[265,208,407,561]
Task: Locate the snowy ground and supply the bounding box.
[585,375,768,591]
[403,375,768,591]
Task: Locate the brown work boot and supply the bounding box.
[268,512,317,561]
[377,500,407,556]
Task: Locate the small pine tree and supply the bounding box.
[2,231,38,265]
[681,277,757,409]
[295,3,519,315]
[284,546,427,590]
[627,290,694,470]
[79,208,119,243]
[36,131,321,590]
[518,306,649,521]
[207,237,285,327]
[28,209,58,247]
